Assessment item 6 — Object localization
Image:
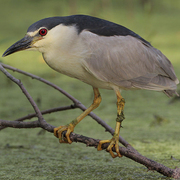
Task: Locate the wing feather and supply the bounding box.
[80,31,179,93]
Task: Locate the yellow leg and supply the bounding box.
[54,87,102,143]
[97,90,125,158]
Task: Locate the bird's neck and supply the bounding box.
[42,38,89,79]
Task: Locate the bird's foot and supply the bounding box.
[54,123,74,144]
[97,133,122,158]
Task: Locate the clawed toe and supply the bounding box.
[97,137,122,158]
[54,124,74,144]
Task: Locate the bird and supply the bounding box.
[2,15,179,158]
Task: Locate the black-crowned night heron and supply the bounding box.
[3,15,179,158]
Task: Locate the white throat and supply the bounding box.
[38,24,89,79]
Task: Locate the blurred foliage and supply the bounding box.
[0,0,180,179]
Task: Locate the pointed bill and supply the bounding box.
[2,35,34,57]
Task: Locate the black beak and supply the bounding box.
[2,35,34,57]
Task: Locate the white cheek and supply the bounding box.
[33,39,44,47]
[30,24,78,53]
[32,38,50,52]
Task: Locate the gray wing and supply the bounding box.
[80,31,179,95]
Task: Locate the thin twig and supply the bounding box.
[63,132,180,179]
[0,63,53,132]
[1,63,79,103]
[0,119,41,128]
[1,63,129,147]
[0,105,76,130]
[0,63,180,178]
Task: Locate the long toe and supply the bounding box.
[107,142,122,158]
[115,141,122,157]
[97,140,110,151]
[54,124,74,144]
[97,139,122,158]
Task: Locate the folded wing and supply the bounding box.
[81,31,179,96]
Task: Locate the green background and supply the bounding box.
[0,0,180,179]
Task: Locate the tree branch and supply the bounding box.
[1,63,129,147]
[0,105,75,130]
[0,63,180,179]
[0,119,41,128]
[63,132,180,179]
[0,63,53,132]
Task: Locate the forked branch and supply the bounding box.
[0,63,179,179]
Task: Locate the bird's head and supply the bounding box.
[2,17,78,57]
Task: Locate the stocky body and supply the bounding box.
[3,15,179,95]
[35,25,115,90]
[29,23,178,94]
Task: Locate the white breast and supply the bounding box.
[41,24,113,89]
[42,26,88,79]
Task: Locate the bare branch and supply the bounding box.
[0,119,41,128]
[1,63,129,147]
[16,104,76,121]
[62,132,180,179]
[0,63,53,132]
[75,102,129,147]
[1,63,79,103]
[0,105,76,131]
[1,63,180,178]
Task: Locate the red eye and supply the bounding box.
[39,28,47,36]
